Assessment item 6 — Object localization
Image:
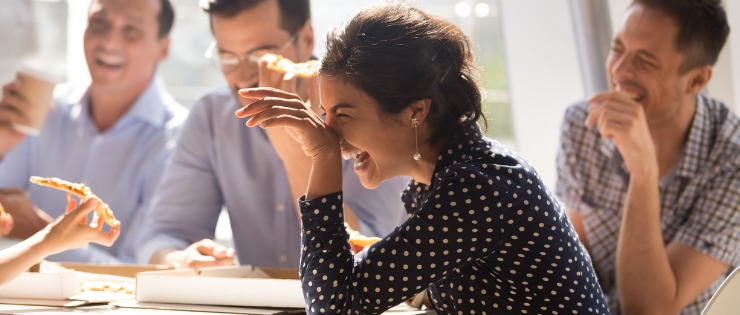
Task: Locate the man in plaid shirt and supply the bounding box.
[556,0,738,314]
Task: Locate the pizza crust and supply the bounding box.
[29,176,118,228]
[347,228,381,253]
[261,53,319,79]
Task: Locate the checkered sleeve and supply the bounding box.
[673,166,740,266]
[556,103,589,213]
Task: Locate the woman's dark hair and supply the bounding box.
[631,0,729,73]
[320,2,485,146]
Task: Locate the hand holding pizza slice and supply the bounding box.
[29,176,118,230]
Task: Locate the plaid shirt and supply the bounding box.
[556,95,740,315]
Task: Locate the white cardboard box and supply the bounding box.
[136,265,305,309]
[0,267,79,300]
[0,261,162,306]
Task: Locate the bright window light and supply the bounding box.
[475,3,490,18]
[455,2,471,18]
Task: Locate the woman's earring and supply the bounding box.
[412,118,421,161]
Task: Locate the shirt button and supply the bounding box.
[278,255,287,263]
[276,204,285,212]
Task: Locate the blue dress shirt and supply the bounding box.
[0,77,188,263]
[136,85,408,268]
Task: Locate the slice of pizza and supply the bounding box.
[347,227,382,253]
[29,176,118,229]
[261,53,319,79]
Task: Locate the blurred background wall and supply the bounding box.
[1,0,739,241]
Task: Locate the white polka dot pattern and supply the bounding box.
[298,125,611,315]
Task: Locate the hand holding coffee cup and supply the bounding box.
[0,68,57,156]
[11,68,58,136]
[0,81,32,155]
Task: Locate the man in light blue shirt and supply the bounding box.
[0,0,186,263]
[137,0,408,269]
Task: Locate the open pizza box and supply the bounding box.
[59,262,172,278]
[0,261,170,307]
[132,265,305,311]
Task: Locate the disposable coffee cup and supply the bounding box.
[12,68,59,136]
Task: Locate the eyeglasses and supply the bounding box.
[204,34,297,77]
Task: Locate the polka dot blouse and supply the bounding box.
[298,125,611,315]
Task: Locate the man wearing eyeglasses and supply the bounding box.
[136,0,408,269]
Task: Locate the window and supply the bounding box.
[160,0,513,142]
[0,0,67,84]
[312,0,513,143]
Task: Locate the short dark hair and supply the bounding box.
[631,0,730,73]
[320,3,485,146]
[200,0,310,35]
[157,0,175,38]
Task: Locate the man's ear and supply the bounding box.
[298,20,314,60]
[405,98,432,126]
[686,65,712,95]
[158,35,170,62]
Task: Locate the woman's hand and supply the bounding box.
[39,198,120,255]
[0,198,120,285]
[235,87,343,199]
[235,87,341,160]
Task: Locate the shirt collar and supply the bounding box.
[76,76,171,130]
[430,124,484,185]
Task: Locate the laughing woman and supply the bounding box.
[236,3,610,315]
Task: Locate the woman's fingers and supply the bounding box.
[235,87,308,121]
[70,198,98,222]
[45,198,120,251]
[245,104,309,127]
[256,114,313,130]
[236,95,307,118]
[77,222,120,248]
[66,198,76,214]
[238,87,300,102]
[92,218,120,246]
[97,222,120,246]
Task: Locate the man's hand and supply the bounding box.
[160,239,236,269]
[0,81,32,156]
[584,91,658,179]
[0,189,53,239]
